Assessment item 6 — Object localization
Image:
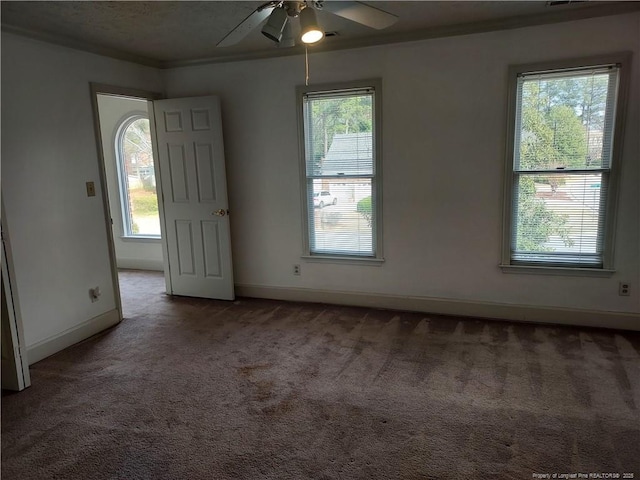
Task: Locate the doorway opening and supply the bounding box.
[92,86,165,320]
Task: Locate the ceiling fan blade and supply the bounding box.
[217,5,274,47]
[320,1,398,30]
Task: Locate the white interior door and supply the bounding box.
[152,96,234,300]
[1,214,30,391]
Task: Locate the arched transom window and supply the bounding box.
[116,116,160,237]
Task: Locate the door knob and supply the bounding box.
[212,209,228,217]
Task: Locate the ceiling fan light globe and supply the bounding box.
[301,29,324,44]
[299,6,324,44]
[261,7,288,43]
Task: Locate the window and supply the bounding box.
[298,80,383,261]
[502,55,629,272]
[116,116,161,238]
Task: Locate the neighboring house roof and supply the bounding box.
[322,132,373,176]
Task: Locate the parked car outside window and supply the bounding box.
[313,191,337,208]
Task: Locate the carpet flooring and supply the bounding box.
[2,270,639,479]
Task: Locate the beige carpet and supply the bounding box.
[2,270,639,479]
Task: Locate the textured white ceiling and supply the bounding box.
[1,1,637,68]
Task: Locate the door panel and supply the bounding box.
[195,144,217,202]
[153,96,234,300]
[168,144,189,202]
[202,221,223,278]
[175,220,196,276]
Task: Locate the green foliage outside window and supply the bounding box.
[357,196,372,227]
[516,177,573,252]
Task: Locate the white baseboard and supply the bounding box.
[235,284,640,331]
[116,258,164,271]
[26,309,121,365]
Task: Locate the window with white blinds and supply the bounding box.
[298,81,382,259]
[505,60,626,270]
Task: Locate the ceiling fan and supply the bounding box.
[217,1,399,48]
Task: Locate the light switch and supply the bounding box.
[86,181,96,197]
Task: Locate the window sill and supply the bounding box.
[500,264,615,278]
[302,255,385,266]
[120,236,162,244]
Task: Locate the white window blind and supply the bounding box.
[510,64,620,268]
[301,86,379,257]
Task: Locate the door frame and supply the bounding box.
[1,197,31,390]
[89,83,163,318]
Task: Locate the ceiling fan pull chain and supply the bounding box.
[305,46,310,86]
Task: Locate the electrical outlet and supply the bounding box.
[619,282,630,296]
[86,181,96,197]
[89,286,101,302]
[293,264,301,276]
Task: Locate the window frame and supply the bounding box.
[296,79,384,264]
[500,53,631,276]
[115,113,161,240]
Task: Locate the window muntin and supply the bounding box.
[300,83,381,259]
[116,116,161,238]
[507,63,621,269]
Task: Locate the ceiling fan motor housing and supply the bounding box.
[284,1,304,18]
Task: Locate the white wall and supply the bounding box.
[162,13,640,320]
[96,95,164,271]
[1,33,163,351]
